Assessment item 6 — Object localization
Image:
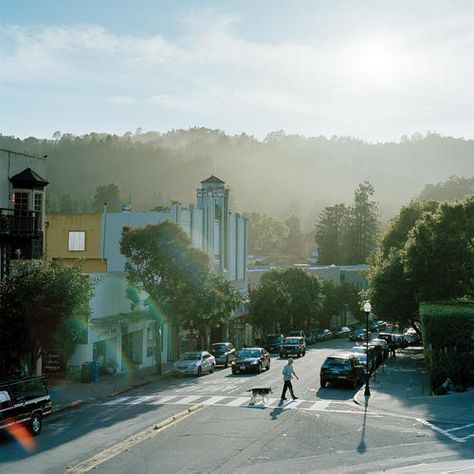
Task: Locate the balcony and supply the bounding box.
[0,208,41,236]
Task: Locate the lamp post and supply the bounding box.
[363,301,372,397]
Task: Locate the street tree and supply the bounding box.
[404,198,474,301]
[121,221,242,351]
[0,259,93,374]
[320,280,362,327]
[249,268,323,333]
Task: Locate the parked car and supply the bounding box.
[349,346,377,373]
[334,326,351,338]
[172,351,215,376]
[287,330,307,342]
[350,328,369,342]
[378,332,409,350]
[369,338,389,360]
[209,342,236,367]
[280,337,306,358]
[314,329,333,342]
[0,376,52,436]
[403,328,422,346]
[263,334,285,353]
[231,347,271,374]
[320,353,365,389]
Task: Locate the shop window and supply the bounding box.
[68,231,86,251]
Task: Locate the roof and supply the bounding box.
[10,167,49,188]
[201,175,225,184]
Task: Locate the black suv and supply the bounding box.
[0,376,52,435]
[320,353,365,389]
[263,334,285,353]
[280,337,306,358]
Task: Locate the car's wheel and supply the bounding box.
[266,361,270,370]
[320,378,326,388]
[280,354,284,358]
[352,379,358,389]
[30,413,42,436]
[231,368,237,374]
[197,366,202,377]
[224,357,229,368]
[302,350,306,357]
[257,363,262,373]
[297,353,301,358]
[210,363,215,374]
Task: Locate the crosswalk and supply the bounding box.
[102,393,353,413]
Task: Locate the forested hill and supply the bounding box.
[1,129,473,228]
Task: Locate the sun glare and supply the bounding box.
[342,37,407,88]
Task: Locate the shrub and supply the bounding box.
[420,301,474,389]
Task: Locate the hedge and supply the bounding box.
[420,301,474,389]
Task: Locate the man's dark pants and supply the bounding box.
[281,380,295,399]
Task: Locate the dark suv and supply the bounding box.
[320,353,365,389]
[263,334,285,353]
[0,376,52,436]
[280,337,306,358]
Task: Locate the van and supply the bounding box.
[0,376,52,436]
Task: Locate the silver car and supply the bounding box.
[172,351,216,376]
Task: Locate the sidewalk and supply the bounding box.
[354,347,474,423]
[47,362,174,413]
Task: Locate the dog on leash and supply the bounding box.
[247,387,272,404]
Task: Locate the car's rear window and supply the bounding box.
[324,358,351,367]
[284,338,300,344]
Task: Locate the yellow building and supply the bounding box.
[45,214,107,272]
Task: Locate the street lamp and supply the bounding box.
[363,301,372,397]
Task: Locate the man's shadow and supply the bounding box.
[357,397,369,454]
[269,399,289,420]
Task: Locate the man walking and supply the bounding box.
[281,358,299,401]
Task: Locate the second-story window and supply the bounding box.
[14,192,29,211]
[68,231,86,251]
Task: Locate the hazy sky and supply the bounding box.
[2,0,474,142]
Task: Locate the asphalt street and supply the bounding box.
[1,339,473,473]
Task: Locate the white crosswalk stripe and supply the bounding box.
[284,399,304,409]
[149,395,178,405]
[308,400,331,411]
[175,395,202,404]
[126,396,157,405]
[103,397,131,405]
[201,396,227,405]
[224,397,249,407]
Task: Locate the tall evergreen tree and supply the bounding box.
[314,203,350,264]
[345,182,378,263]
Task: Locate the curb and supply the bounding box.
[109,370,172,397]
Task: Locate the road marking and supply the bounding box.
[225,397,249,407]
[201,396,227,405]
[284,400,304,409]
[308,400,331,411]
[175,395,202,404]
[149,395,177,405]
[103,397,131,406]
[66,404,204,473]
[416,418,468,443]
[126,396,157,405]
[445,423,474,433]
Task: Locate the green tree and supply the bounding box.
[404,198,474,301]
[0,259,93,374]
[419,176,474,201]
[120,222,242,352]
[244,212,288,256]
[93,183,122,212]
[315,203,350,264]
[249,268,323,333]
[284,214,304,257]
[345,182,379,263]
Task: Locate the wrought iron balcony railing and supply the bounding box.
[0,208,41,236]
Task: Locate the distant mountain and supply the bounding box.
[2,129,473,229]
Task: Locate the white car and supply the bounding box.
[172,351,215,376]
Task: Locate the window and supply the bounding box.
[0,390,12,410]
[68,231,85,251]
[14,192,29,211]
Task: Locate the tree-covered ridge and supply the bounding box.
[2,129,473,228]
